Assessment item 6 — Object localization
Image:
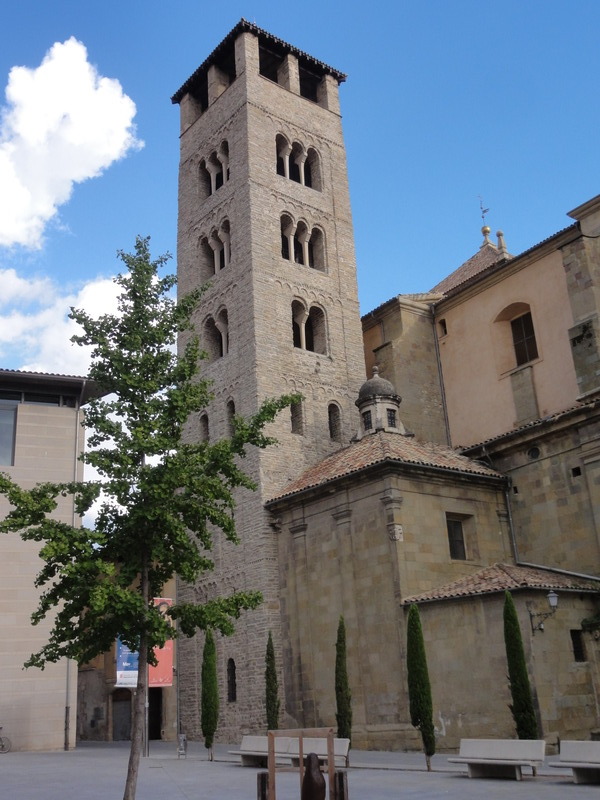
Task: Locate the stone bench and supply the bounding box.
[447,738,546,780]
[548,740,600,784]
[288,736,350,768]
[229,733,350,768]
[228,735,292,767]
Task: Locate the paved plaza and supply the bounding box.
[1,740,597,800]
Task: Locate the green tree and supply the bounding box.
[201,629,219,759]
[406,604,435,770]
[335,616,352,743]
[0,237,296,800]
[265,631,280,730]
[503,591,539,739]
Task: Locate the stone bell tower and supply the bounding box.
[172,20,365,739]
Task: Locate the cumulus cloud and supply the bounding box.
[0,270,120,375]
[0,38,143,249]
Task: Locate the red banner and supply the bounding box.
[149,598,174,687]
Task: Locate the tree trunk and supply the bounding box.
[123,563,149,800]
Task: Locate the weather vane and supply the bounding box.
[478,195,490,223]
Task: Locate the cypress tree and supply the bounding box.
[335,616,352,743]
[265,631,280,730]
[201,629,219,760]
[406,604,435,770]
[503,591,539,739]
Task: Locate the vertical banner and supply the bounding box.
[115,638,139,687]
[149,597,174,687]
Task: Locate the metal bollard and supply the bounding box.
[333,770,348,800]
[257,770,269,800]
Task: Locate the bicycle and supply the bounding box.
[0,727,11,753]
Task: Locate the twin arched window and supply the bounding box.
[281,215,325,271]
[199,141,230,199]
[292,300,327,354]
[276,135,321,191]
[203,309,229,361]
[199,220,231,281]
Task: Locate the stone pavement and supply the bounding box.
[1,740,596,800]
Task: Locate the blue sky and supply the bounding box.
[1,0,600,373]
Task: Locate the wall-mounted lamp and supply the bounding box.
[528,591,559,634]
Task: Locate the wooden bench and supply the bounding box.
[288,736,350,768]
[228,735,292,767]
[548,740,600,784]
[447,738,546,780]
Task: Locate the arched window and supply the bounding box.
[493,302,539,372]
[307,306,327,354]
[199,413,209,442]
[226,399,236,437]
[203,309,229,361]
[291,302,327,355]
[305,148,321,191]
[281,214,294,261]
[275,136,321,191]
[200,221,231,279]
[227,658,237,702]
[199,141,230,197]
[276,134,291,178]
[294,221,309,265]
[290,400,304,434]
[328,404,342,442]
[290,142,304,184]
[308,227,325,271]
[198,159,212,200]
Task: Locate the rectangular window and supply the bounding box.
[511,312,538,366]
[362,410,372,431]
[0,404,17,466]
[570,629,586,662]
[387,409,397,428]
[446,515,467,560]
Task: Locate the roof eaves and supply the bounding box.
[266,450,505,507]
[172,19,346,104]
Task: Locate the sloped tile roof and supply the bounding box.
[430,242,506,294]
[267,431,503,504]
[403,563,600,605]
[460,396,600,453]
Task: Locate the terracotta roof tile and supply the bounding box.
[403,563,600,605]
[430,242,507,294]
[267,431,503,504]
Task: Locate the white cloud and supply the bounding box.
[0,38,143,249]
[0,272,120,375]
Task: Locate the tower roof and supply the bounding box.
[357,366,398,402]
[172,18,346,104]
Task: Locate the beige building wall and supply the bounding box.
[419,591,600,749]
[362,296,448,444]
[271,466,508,750]
[436,246,578,448]
[0,397,83,751]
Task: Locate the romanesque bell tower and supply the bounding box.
[172,20,365,740]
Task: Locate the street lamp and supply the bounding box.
[528,590,559,635]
